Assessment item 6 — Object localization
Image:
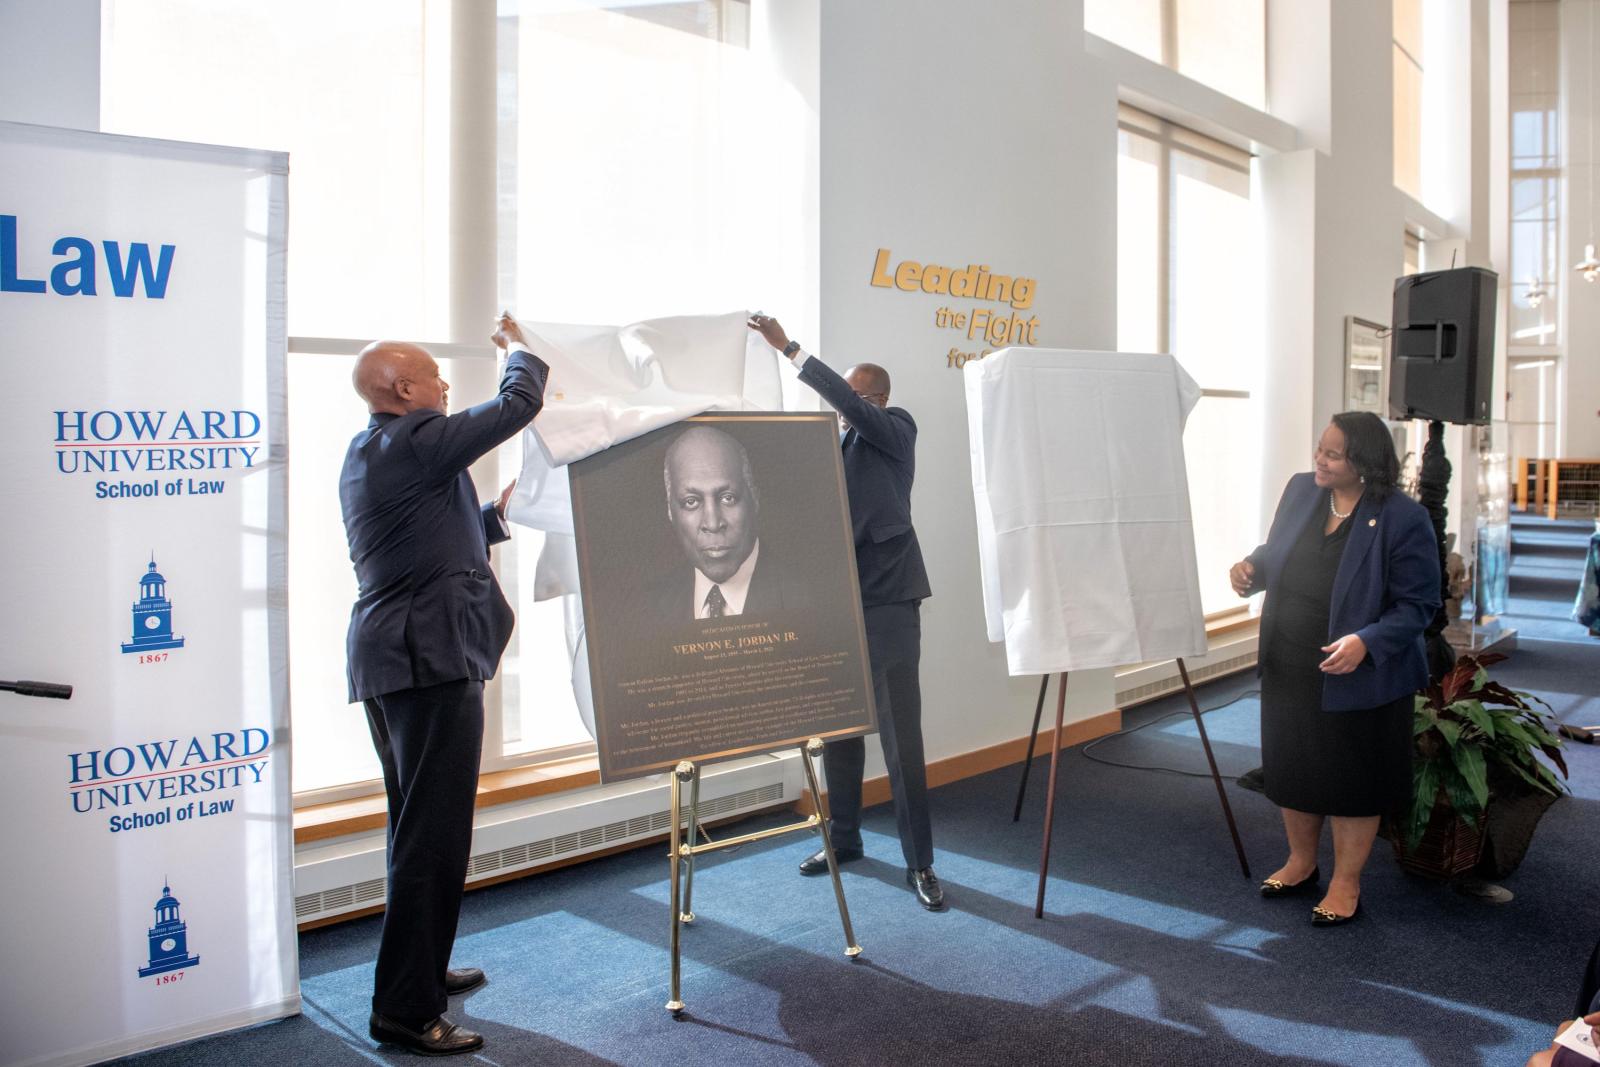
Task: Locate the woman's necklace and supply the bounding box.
[1329,493,1355,520]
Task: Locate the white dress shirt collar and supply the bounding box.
[693,540,760,618]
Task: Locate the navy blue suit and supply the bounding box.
[1245,472,1440,711]
[797,355,934,870]
[340,348,547,1020]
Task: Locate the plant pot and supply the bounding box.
[1391,797,1483,879]
[1473,777,1563,880]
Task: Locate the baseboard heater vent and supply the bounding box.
[294,779,788,924]
[465,781,784,880]
[1115,651,1258,709]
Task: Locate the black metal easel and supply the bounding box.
[1013,659,1251,919]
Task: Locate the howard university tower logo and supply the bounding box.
[138,881,201,977]
[121,554,185,654]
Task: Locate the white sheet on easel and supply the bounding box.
[965,348,1207,675]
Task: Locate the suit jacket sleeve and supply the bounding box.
[481,501,511,547]
[797,356,916,461]
[1244,475,1306,595]
[1354,503,1442,665]
[406,349,549,484]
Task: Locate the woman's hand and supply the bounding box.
[1229,560,1256,597]
[1319,634,1368,674]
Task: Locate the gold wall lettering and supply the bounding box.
[868,248,1042,368]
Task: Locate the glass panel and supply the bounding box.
[100,0,439,341]
[1085,0,1164,63]
[285,352,402,795]
[1117,129,1162,355]
[1183,397,1263,612]
[1170,147,1260,615]
[1171,150,1257,392]
[497,3,799,757]
[1510,1,1561,170]
[1505,356,1561,465]
[1393,45,1424,200]
[1394,0,1424,61]
[1175,0,1266,110]
[493,446,589,759]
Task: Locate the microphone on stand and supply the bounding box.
[1,679,73,700]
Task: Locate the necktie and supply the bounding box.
[704,585,727,618]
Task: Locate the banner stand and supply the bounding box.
[665,738,862,1014]
[1015,660,1253,919]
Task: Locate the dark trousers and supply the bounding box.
[822,601,934,870]
[363,678,484,1020]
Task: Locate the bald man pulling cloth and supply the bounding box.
[340,315,547,1057]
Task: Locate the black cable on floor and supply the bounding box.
[1078,689,1260,779]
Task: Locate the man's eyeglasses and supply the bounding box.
[853,391,888,403]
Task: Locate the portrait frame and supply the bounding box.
[569,411,878,782]
[1345,315,1388,415]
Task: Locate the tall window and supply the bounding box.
[1394,0,1425,200]
[1085,0,1266,111]
[1508,0,1563,347]
[1506,0,1564,468]
[101,0,782,798]
[1117,106,1262,615]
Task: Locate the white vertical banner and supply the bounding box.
[0,122,297,1066]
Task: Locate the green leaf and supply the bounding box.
[1457,701,1496,739]
[1435,719,1462,747]
[1498,719,1539,750]
[1406,763,1440,851]
[1539,743,1570,779]
[1450,743,1489,812]
[1443,775,1484,825]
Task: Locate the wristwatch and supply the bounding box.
[782,340,801,357]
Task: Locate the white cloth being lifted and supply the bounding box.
[964,347,1207,675]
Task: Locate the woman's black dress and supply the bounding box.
[1259,494,1412,817]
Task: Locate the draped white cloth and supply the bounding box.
[965,348,1207,675]
[507,310,781,537]
[504,310,788,736]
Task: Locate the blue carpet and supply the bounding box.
[116,523,1600,1065]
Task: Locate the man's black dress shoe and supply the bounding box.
[1259,867,1320,898]
[906,867,946,911]
[369,1012,484,1056]
[798,846,863,875]
[444,967,486,995]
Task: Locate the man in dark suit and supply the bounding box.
[747,313,943,910]
[341,314,548,1056]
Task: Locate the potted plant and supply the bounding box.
[1393,652,1570,880]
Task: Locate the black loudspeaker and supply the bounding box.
[1388,265,1497,425]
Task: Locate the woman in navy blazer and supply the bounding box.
[1230,411,1440,926]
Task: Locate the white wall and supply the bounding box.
[814,0,1121,774]
[0,0,99,130]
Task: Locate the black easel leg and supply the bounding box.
[1034,672,1068,918]
[1175,658,1251,879]
[1012,674,1051,822]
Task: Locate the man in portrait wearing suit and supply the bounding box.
[746,313,944,911]
[340,313,548,1056]
[656,423,804,619]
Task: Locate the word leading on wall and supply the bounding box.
[868,248,1041,368]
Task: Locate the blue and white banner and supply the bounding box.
[0,122,296,1066]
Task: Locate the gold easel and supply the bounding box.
[665,737,862,1014]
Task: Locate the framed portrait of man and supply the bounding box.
[569,412,878,781]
